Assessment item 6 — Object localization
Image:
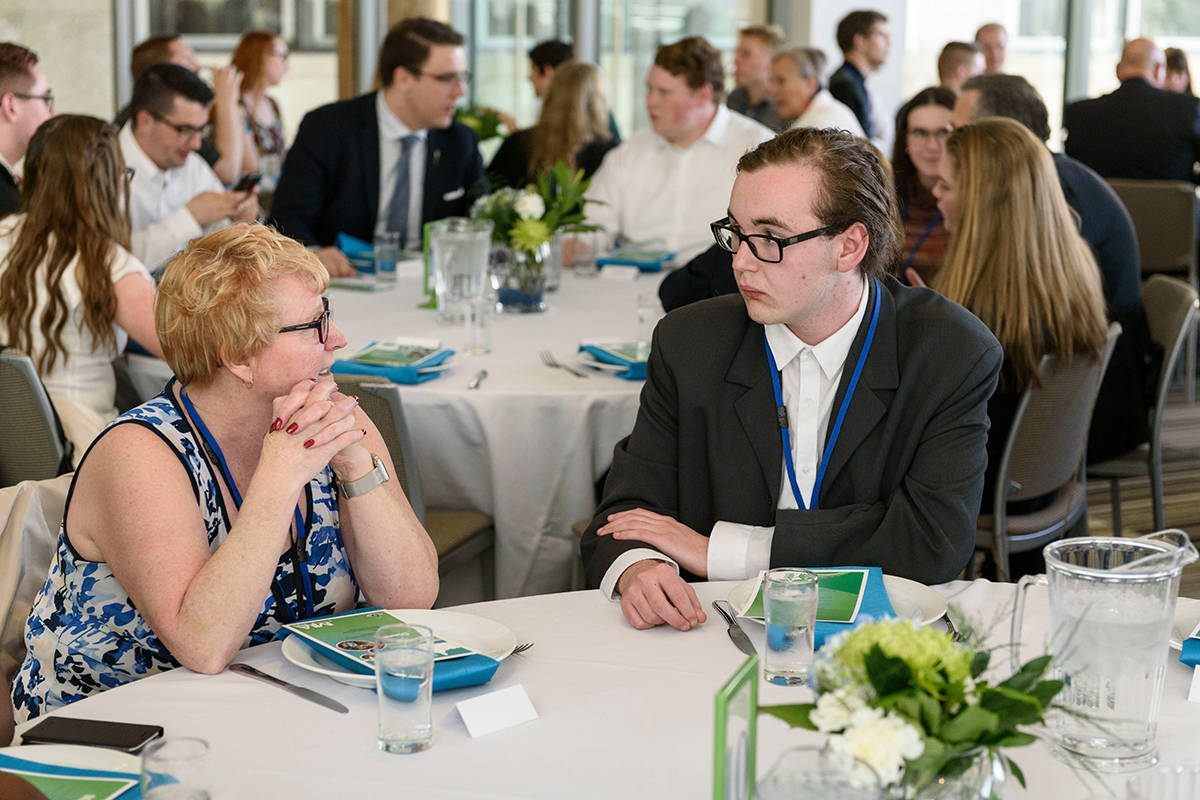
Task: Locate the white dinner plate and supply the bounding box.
[281,609,517,689]
[0,743,140,774]
[1169,596,1200,650]
[727,573,947,627]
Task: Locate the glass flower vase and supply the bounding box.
[894,749,1009,800]
[491,243,548,313]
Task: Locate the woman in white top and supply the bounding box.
[0,115,162,456]
[768,47,865,136]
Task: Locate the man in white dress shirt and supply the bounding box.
[584,36,774,264]
[0,42,54,219]
[768,48,864,136]
[121,64,258,271]
[581,128,1001,631]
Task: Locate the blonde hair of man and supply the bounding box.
[934,118,1107,391]
[738,24,786,52]
[156,224,329,387]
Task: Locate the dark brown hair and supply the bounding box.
[0,115,131,374]
[378,18,464,87]
[654,36,724,99]
[737,127,901,280]
[891,86,956,202]
[0,42,38,95]
[937,41,981,82]
[835,10,887,55]
[232,31,278,93]
[739,25,786,51]
[130,35,179,81]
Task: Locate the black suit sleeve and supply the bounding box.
[658,245,736,311]
[270,110,334,246]
[829,73,871,139]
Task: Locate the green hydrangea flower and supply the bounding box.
[509,218,551,253]
[821,619,972,701]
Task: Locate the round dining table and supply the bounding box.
[124,264,662,598]
[13,579,1200,798]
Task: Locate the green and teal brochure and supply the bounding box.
[283,609,477,674]
[585,342,643,362]
[1,767,136,800]
[739,568,869,624]
[347,340,445,368]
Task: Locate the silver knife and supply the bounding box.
[228,662,349,714]
[712,600,756,656]
[468,369,487,390]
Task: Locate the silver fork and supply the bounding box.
[539,350,589,378]
[512,641,535,655]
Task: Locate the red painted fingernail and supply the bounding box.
[285,422,299,434]
[309,377,318,382]
[270,418,282,432]
[303,439,315,449]
[351,395,359,402]
[360,428,367,436]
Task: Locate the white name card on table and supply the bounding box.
[599,265,640,282]
[455,684,538,737]
[1189,667,1200,703]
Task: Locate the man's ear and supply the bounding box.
[694,82,715,107]
[133,108,153,133]
[391,66,415,92]
[835,221,870,274]
[0,92,16,122]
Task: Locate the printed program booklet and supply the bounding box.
[0,766,136,800]
[283,608,477,674]
[740,568,869,624]
[346,340,449,370]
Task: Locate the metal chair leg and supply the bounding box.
[1108,478,1123,537]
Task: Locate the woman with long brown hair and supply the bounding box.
[891,86,955,286]
[932,117,1107,518]
[227,31,289,197]
[488,61,616,187]
[0,114,162,455]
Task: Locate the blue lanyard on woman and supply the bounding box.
[179,388,315,621]
[764,278,882,510]
[899,202,942,273]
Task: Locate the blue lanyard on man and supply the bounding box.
[180,388,315,621]
[763,278,882,510]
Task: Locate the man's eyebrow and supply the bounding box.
[748,214,791,230]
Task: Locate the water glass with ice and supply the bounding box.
[430,217,492,324]
[374,230,400,286]
[763,568,819,686]
[141,736,211,800]
[376,623,434,754]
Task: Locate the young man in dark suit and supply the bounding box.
[828,10,889,142]
[0,43,53,219]
[271,18,485,277]
[581,128,1001,632]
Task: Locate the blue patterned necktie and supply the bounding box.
[386,134,419,242]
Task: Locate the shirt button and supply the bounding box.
[801,465,812,474]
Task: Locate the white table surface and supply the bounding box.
[126,265,661,598]
[15,580,1200,799]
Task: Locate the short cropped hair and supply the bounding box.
[129,63,214,120]
[961,74,1051,142]
[773,47,827,80]
[739,25,786,52]
[130,35,180,81]
[736,127,901,280]
[156,225,329,387]
[836,10,888,55]
[937,41,981,82]
[654,36,724,99]
[378,17,464,87]
[529,40,573,72]
[0,42,38,95]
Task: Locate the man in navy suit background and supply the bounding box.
[271,18,485,277]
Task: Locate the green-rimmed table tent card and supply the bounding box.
[714,654,758,800]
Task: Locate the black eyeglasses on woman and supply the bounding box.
[277,297,330,344]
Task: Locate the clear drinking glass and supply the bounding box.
[430,217,492,324]
[1127,764,1200,799]
[762,568,819,686]
[374,230,400,286]
[466,294,493,355]
[141,737,211,800]
[564,230,602,277]
[376,623,434,754]
[635,292,661,361]
[756,746,883,800]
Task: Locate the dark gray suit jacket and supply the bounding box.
[581,277,1002,588]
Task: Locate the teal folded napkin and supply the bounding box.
[276,606,500,693]
[0,752,140,798]
[332,348,453,385]
[1182,633,1200,667]
[338,232,375,270]
[578,344,646,380]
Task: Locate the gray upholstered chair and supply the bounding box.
[1088,276,1199,534]
[334,374,495,600]
[0,350,72,488]
[972,323,1121,582]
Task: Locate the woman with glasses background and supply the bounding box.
[11,224,439,722]
[0,114,163,460]
[891,86,956,286]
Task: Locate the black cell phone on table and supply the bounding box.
[21,715,164,754]
[233,171,262,193]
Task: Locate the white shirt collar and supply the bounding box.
[653,103,729,151]
[764,276,871,381]
[376,91,428,142]
[119,123,168,183]
[0,152,16,178]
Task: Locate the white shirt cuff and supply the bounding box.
[598,548,679,600]
[707,521,775,581]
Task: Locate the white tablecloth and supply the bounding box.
[125,266,658,597]
[16,580,1199,798]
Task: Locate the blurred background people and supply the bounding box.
[974,23,1008,74]
[727,24,786,132]
[1165,47,1194,95]
[0,42,53,219]
[891,86,955,285]
[228,31,290,206]
[487,61,616,188]
[0,115,162,457]
[829,9,891,142]
[937,41,984,92]
[768,47,863,135]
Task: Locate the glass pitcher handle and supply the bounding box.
[1010,574,1047,672]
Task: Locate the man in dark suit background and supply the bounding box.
[0,42,54,219]
[271,18,485,277]
[582,128,1001,632]
[1063,37,1200,184]
[828,10,889,142]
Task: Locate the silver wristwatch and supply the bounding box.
[338,453,390,498]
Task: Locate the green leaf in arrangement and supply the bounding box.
[998,654,1052,694]
[864,643,915,698]
[758,703,817,730]
[970,649,990,678]
[1030,679,1065,709]
[941,705,999,743]
[1006,756,1027,789]
[979,686,1044,726]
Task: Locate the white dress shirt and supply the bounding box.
[120,124,225,271]
[375,91,427,251]
[583,105,774,265]
[599,277,870,598]
[789,89,866,138]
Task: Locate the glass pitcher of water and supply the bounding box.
[1011,531,1197,772]
[430,217,492,324]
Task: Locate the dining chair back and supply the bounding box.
[1088,276,1199,533]
[0,349,73,488]
[333,374,495,599]
[973,323,1121,581]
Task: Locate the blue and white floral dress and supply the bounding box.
[11,381,359,722]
